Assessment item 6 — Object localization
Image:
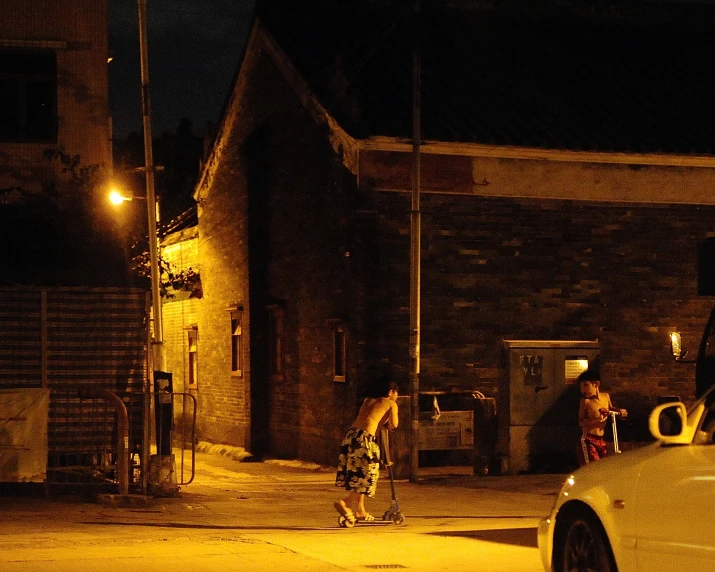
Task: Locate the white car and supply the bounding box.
[538,384,715,571]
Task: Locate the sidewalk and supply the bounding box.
[0,447,567,572]
[143,446,566,530]
[2,445,567,527]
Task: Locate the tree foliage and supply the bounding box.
[130,248,203,299]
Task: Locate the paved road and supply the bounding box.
[0,452,566,572]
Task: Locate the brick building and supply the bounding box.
[180,3,715,472]
[0,0,111,203]
[0,0,127,284]
[0,1,152,491]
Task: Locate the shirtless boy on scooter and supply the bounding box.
[578,370,627,465]
[334,375,399,523]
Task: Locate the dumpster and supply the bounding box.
[390,391,497,479]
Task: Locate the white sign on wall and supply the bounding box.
[0,388,50,483]
[565,356,589,384]
[418,410,474,450]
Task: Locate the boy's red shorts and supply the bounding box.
[578,433,608,465]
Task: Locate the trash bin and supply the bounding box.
[154,371,173,456]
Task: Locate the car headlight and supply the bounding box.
[554,474,576,505]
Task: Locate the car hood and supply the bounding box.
[555,442,662,511]
[573,442,660,482]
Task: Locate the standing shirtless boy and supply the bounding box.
[577,370,627,465]
[334,375,399,523]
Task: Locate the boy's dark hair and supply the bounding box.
[365,374,399,398]
[577,369,600,384]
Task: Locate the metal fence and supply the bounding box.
[0,287,150,493]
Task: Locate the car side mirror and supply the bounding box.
[649,402,690,443]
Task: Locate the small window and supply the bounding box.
[267,305,284,378]
[333,323,347,382]
[0,50,56,142]
[187,328,198,389]
[231,309,243,376]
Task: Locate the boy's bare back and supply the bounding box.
[352,397,399,436]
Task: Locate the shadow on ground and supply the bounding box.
[429,527,537,548]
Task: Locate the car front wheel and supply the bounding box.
[554,505,617,572]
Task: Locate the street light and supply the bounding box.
[109,188,136,205]
[136,0,178,497]
[137,0,164,372]
[108,0,174,497]
[108,178,176,494]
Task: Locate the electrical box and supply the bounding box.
[500,340,599,474]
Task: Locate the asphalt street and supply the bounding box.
[0,449,567,572]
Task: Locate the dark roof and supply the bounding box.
[161,204,198,237]
[257,3,715,155]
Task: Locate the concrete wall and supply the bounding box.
[360,149,715,205]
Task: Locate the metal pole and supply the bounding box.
[137,0,164,370]
[409,0,422,484]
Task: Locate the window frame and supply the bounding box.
[0,49,57,143]
[229,307,243,377]
[267,304,284,379]
[332,321,347,383]
[186,326,198,389]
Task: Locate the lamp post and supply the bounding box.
[409,0,422,484]
[137,0,178,496]
[137,0,164,371]
[109,1,173,496]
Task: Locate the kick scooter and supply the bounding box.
[337,428,405,528]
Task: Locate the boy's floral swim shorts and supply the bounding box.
[335,427,381,497]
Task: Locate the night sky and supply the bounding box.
[108,0,256,139]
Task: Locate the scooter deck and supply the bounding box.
[341,517,392,525]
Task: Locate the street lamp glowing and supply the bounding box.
[109,189,132,204]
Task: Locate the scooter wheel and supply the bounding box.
[338,515,354,528]
[392,513,404,525]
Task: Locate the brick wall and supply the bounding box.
[195,47,366,461]
[161,230,200,394]
[194,156,251,447]
[361,191,715,441]
[253,111,364,464]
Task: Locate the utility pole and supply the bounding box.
[137,0,164,371]
[409,0,422,484]
[138,0,178,497]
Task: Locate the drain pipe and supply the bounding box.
[78,388,130,496]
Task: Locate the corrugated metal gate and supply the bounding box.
[0,287,150,493]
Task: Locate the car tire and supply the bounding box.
[554,504,617,572]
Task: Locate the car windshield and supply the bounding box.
[693,384,715,445]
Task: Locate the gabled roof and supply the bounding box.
[256,3,715,156]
